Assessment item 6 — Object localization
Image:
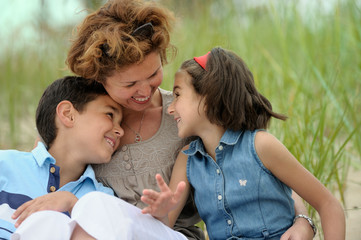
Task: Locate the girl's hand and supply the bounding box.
[12,191,78,228]
[280,217,314,240]
[141,174,186,221]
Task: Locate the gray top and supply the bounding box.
[93,88,204,240]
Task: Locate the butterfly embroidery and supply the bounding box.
[239,179,247,186]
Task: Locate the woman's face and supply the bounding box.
[103,51,163,112]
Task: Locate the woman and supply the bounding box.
[66,0,314,239]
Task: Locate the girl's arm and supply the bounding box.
[255,131,345,240]
[141,146,190,227]
[281,191,315,240]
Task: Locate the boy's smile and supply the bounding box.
[74,95,124,164]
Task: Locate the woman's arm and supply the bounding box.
[256,131,345,240]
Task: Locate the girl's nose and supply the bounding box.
[167,101,175,115]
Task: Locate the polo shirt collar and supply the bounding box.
[31,141,56,167]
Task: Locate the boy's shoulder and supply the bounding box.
[0,148,30,162]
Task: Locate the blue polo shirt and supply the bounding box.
[0,142,114,239]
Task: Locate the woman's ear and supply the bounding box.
[56,100,76,127]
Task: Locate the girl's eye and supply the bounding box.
[106,112,114,119]
[174,92,180,98]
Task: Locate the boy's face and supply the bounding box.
[73,95,123,164]
[167,69,207,139]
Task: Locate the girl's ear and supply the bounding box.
[56,100,76,127]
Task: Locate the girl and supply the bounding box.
[141,47,345,240]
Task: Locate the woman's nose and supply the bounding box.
[137,80,151,96]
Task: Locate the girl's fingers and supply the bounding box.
[143,189,160,199]
[140,195,155,206]
[155,174,170,192]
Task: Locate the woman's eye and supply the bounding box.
[126,82,136,87]
[106,113,114,119]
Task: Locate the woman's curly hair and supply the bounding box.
[66,0,176,83]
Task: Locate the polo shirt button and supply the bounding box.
[50,167,56,173]
[125,163,131,170]
[216,169,220,174]
[227,220,232,225]
[218,145,223,150]
[121,145,128,151]
[123,155,129,161]
[50,186,56,192]
[218,195,222,200]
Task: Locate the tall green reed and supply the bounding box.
[0,1,360,237]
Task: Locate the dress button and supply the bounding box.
[218,145,223,150]
[121,145,128,151]
[49,186,56,192]
[50,167,56,173]
[227,220,232,225]
[125,163,132,170]
[123,155,129,161]
[218,195,222,200]
[216,169,220,174]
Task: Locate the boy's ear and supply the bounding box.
[56,100,76,127]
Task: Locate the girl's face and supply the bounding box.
[168,69,207,138]
[103,51,163,112]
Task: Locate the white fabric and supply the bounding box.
[11,210,73,240]
[11,192,187,240]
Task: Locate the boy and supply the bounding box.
[0,76,123,239]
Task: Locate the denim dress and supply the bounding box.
[184,129,295,240]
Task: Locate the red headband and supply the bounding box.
[193,51,210,70]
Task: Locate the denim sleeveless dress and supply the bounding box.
[184,129,295,240]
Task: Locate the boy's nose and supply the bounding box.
[114,125,124,138]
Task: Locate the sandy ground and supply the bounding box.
[344,168,361,240]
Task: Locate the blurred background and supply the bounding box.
[1,0,360,238]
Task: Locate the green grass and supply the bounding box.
[1,0,360,238]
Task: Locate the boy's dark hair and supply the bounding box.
[36,76,108,147]
[181,47,287,131]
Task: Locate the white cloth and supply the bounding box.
[11,192,187,240]
[11,210,74,240]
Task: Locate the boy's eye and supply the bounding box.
[106,112,114,118]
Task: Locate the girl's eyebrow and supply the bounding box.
[173,85,180,92]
